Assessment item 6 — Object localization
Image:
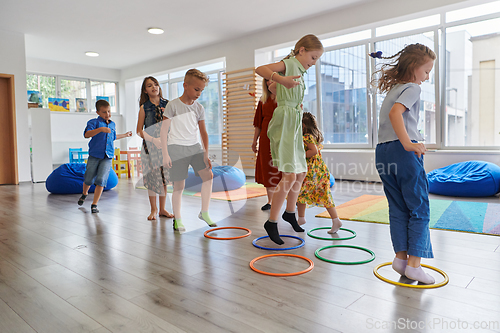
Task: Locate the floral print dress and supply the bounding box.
[297,134,335,208]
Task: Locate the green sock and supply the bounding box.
[199,211,217,227]
[173,219,185,231]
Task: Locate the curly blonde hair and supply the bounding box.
[371,43,436,93]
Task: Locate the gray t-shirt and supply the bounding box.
[378,83,423,144]
[164,98,205,146]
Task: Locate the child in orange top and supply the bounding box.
[297,112,342,233]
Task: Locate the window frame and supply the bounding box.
[26,73,119,114]
[265,1,500,150]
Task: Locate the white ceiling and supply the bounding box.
[1,0,371,70]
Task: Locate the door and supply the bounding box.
[0,74,19,184]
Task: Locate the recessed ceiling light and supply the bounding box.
[85,51,99,57]
[148,27,164,35]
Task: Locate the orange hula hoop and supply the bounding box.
[249,253,314,277]
[204,227,252,240]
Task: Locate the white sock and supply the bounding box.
[297,217,307,225]
[328,217,342,234]
[392,257,407,276]
[405,265,435,284]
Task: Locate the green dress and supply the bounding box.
[267,57,307,173]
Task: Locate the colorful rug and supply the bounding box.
[316,194,500,236]
[136,182,266,202]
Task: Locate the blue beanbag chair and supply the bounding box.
[427,160,500,197]
[330,173,335,187]
[46,163,118,194]
[185,165,246,192]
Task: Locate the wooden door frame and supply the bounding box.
[0,73,19,184]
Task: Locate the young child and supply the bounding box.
[78,100,132,213]
[161,69,216,232]
[252,78,281,210]
[136,76,174,220]
[371,43,436,284]
[297,112,342,233]
[256,34,324,244]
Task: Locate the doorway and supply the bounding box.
[0,74,19,185]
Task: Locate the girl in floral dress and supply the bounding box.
[136,76,174,220]
[297,112,342,234]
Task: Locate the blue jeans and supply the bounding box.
[375,140,433,258]
[84,156,112,187]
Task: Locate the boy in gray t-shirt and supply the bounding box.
[161,69,216,232]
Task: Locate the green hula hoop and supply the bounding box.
[315,244,375,265]
[307,227,356,241]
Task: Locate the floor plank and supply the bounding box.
[0,178,499,333]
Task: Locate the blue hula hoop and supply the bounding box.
[252,235,305,251]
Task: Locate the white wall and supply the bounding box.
[26,58,121,82]
[25,58,129,165]
[50,112,124,165]
[0,29,31,182]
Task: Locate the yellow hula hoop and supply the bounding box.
[373,262,449,289]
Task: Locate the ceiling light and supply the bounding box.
[148,27,164,35]
[85,51,99,57]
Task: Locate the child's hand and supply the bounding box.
[280,75,301,89]
[403,142,427,158]
[101,127,111,133]
[152,137,162,149]
[204,154,212,169]
[251,141,258,153]
[125,131,132,137]
[163,153,172,168]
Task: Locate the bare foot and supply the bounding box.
[328,218,343,234]
[297,217,307,225]
[148,211,157,220]
[159,210,174,218]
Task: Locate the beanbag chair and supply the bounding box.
[46,163,118,194]
[427,160,500,197]
[185,165,246,192]
[330,173,335,187]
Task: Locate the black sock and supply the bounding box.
[282,211,304,232]
[264,221,284,245]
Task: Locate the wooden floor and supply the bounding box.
[0,178,499,333]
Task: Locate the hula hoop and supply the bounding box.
[373,262,449,289]
[307,227,356,241]
[249,253,314,276]
[252,235,305,251]
[315,245,375,265]
[204,227,252,240]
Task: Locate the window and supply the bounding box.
[91,81,117,113]
[198,72,222,145]
[320,44,369,145]
[60,79,87,112]
[263,0,500,150]
[26,75,118,113]
[445,17,500,147]
[374,33,437,145]
[26,74,56,108]
[152,60,226,145]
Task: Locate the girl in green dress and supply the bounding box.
[256,34,324,245]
